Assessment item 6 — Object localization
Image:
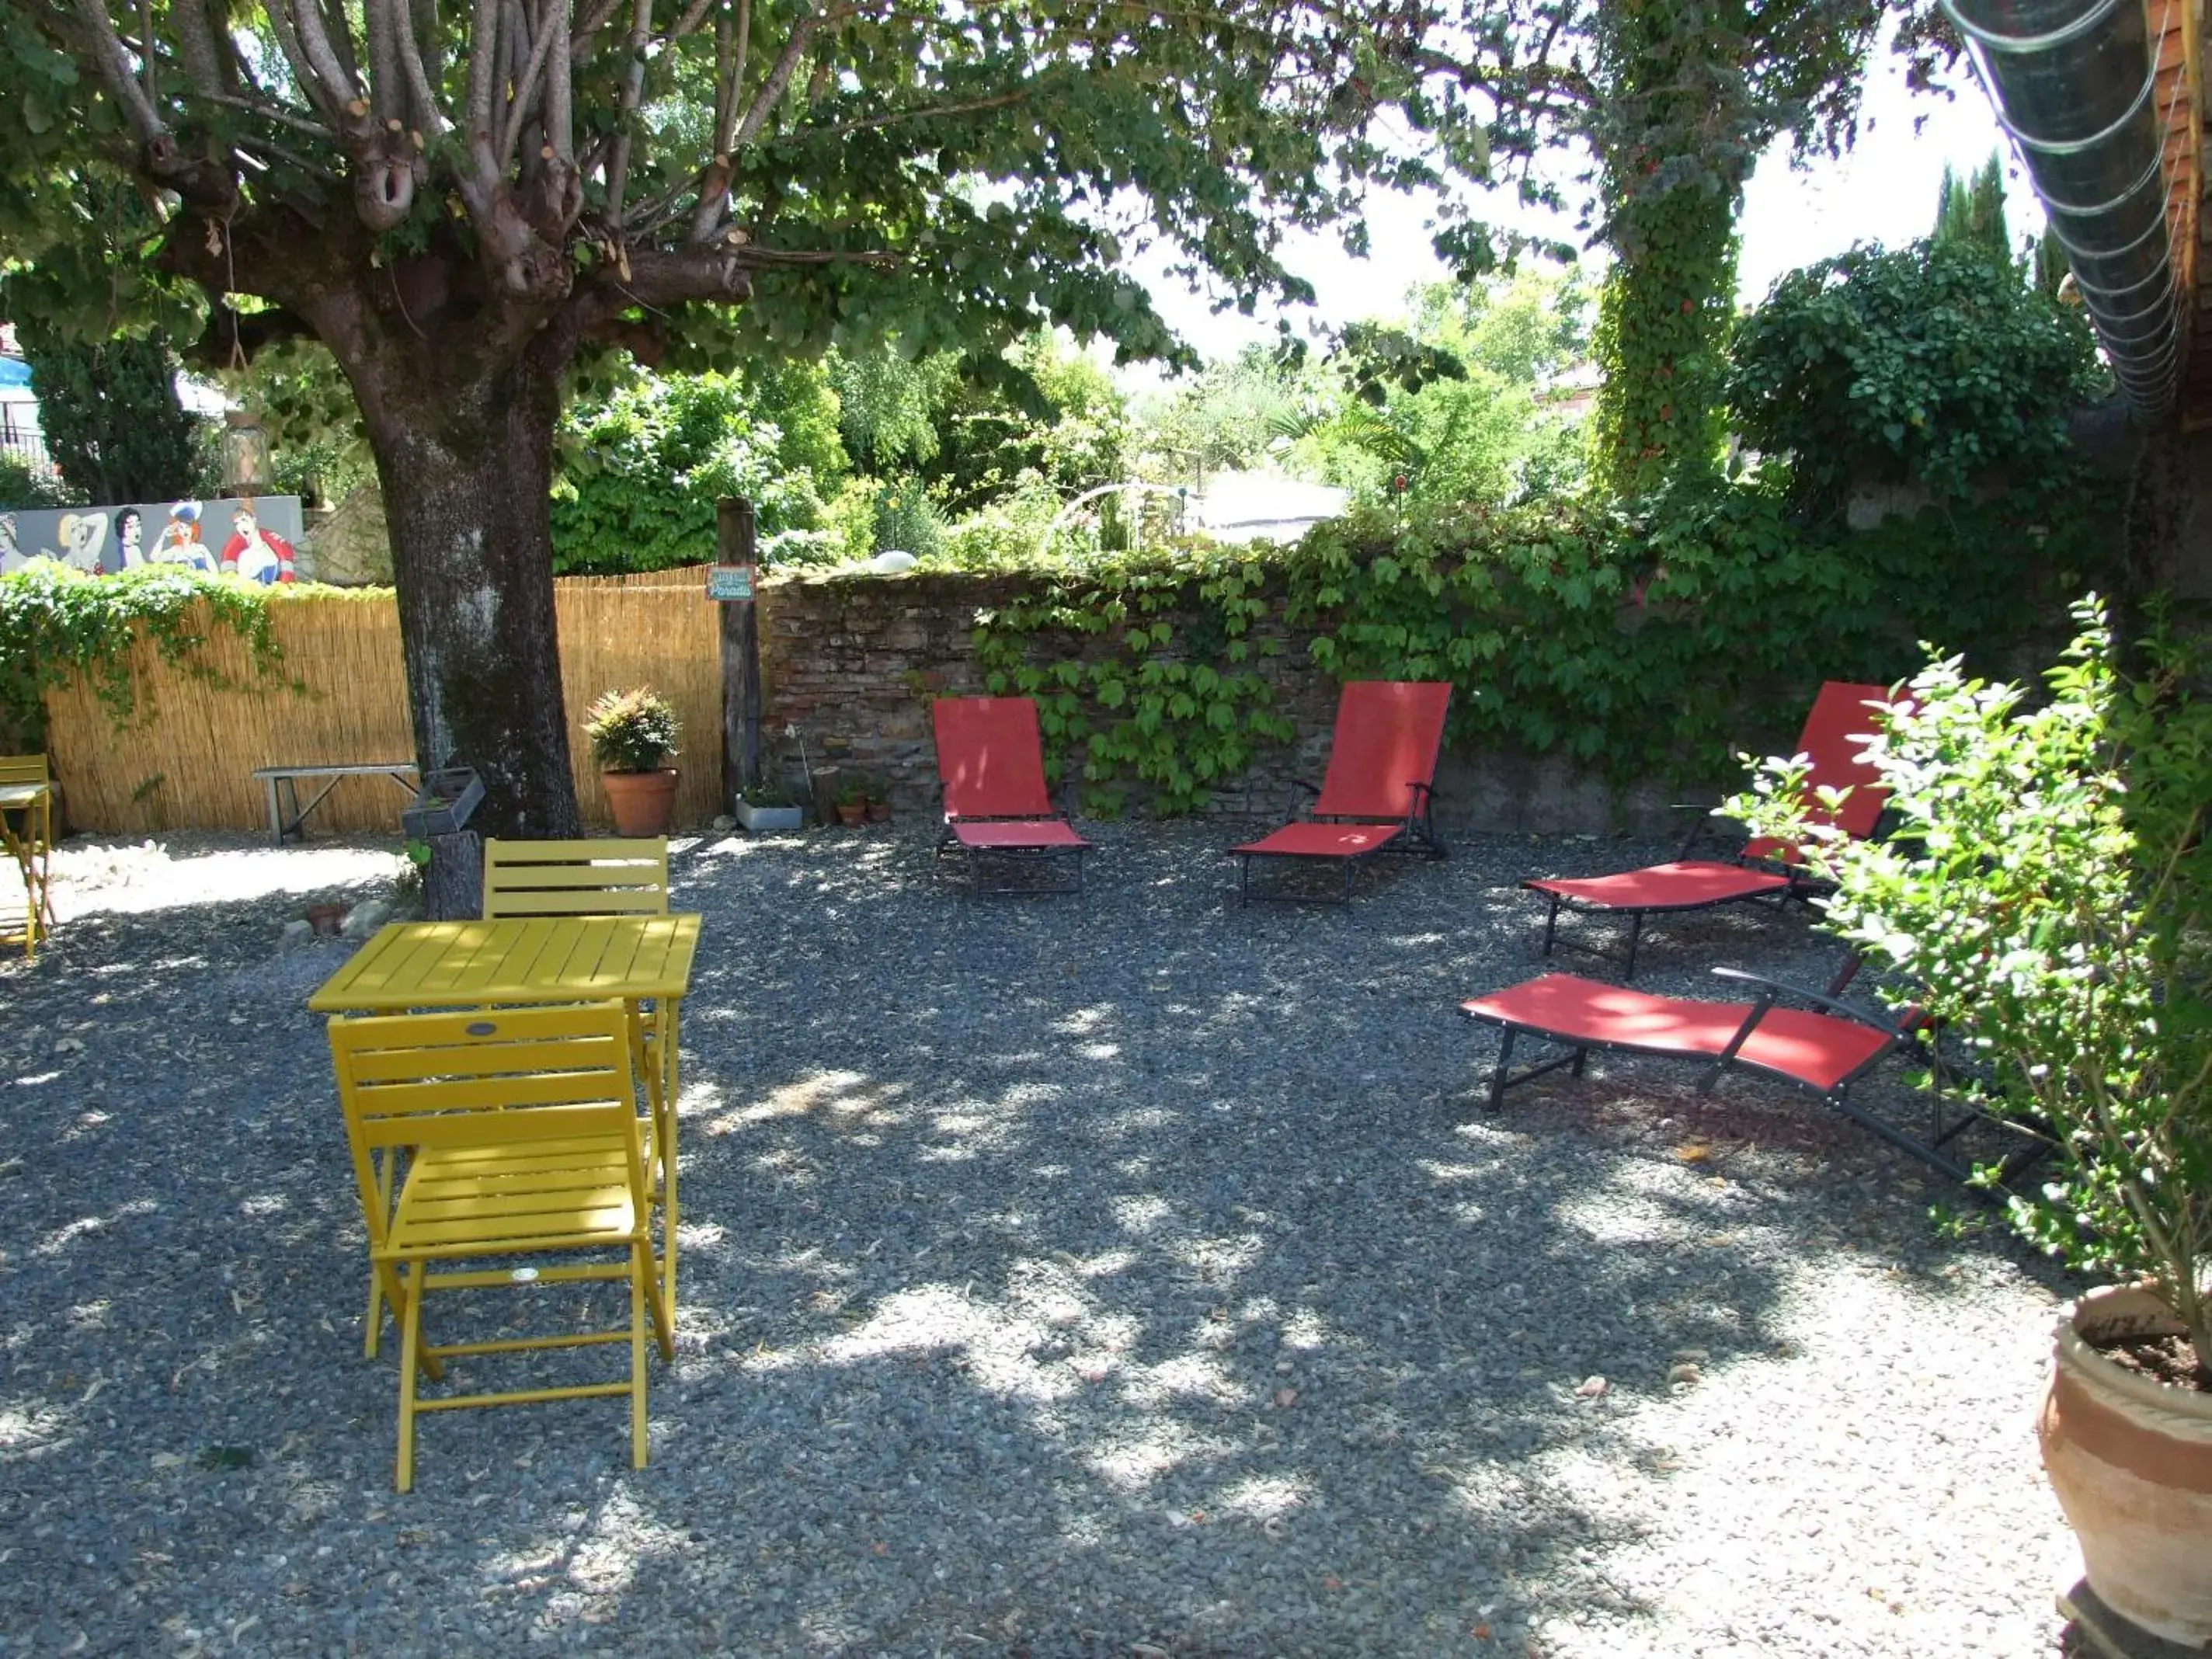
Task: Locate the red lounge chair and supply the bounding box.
[1229,680,1451,904]
[932,696,1090,895]
[1522,681,1895,977]
[1458,968,2011,1184]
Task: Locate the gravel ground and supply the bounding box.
[0,819,2085,1658]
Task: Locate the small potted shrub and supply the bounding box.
[1730,598,2212,1647]
[834,778,869,826]
[734,781,804,833]
[867,781,893,823]
[585,686,681,836]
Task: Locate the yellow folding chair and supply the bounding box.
[482,837,670,917]
[480,835,676,1199]
[0,754,56,959]
[327,1001,673,1492]
[482,836,671,1089]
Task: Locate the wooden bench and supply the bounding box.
[252,763,419,844]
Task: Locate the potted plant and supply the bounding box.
[733,782,804,833]
[833,778,869,826]
[585,686,681,836]
[1730,597,2212,1647]
[867,780,893,823]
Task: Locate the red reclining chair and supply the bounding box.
[933,696,1091,895]
[1229,680,1450,905]
[1458,967,2044,1186]
[1522,680,1895,977]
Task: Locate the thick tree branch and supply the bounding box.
[542,0,574,162]
[731,5,819,149]
[263,3,336,120]
[209,0,250,93]
[290,0,363,110]
[319,0,362,87]
[206,90,336,140]
[137,0,155,105]
[603,0,653,228]
[571,0,624,54]
[801,90,1030,142]
[666,0,716,43]
[466,0,502,158]
[169,0,224,98]
[393,0,449,134]
[188,302,322,370]
[367,0,404,124]
[71,0,164,141]
[685,0,750,239]
[499,0,565,169]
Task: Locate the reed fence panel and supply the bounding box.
[43,571,722,836]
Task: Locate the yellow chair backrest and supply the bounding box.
[482,837,670,919]
[326,1002,646,1243]
[0,754,50,787]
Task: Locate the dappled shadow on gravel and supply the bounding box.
[1,822,2079,1657]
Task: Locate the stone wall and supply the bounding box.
[756,565,1682,835]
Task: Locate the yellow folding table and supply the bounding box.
[309,913,701,1352]
[0,767,56,960]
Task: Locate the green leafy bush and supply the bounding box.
[0,454,71,510]
[551,373,847,574]
[1727,600,2212,1372]
[1727,238,2106,511]
[583,686,680,773]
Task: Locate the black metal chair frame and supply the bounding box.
[1526,806,1825,978]
[1530,876,1803,979]
[1463,964,2050,1189]
[1234,781,1445,907]
[935,813,1088,897]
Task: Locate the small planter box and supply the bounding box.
[398,767,485,839]
[734,798,805,833]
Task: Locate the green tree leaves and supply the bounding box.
[9,315,209,506]
[1726,238,2106,512]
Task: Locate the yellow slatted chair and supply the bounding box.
[481,834,675,1183]
[0,753,56,958]
[482,838,670,918]
[327,1000,673,1491]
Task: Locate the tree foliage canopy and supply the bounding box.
[1726,238,2105,510]
[8,312,208,505]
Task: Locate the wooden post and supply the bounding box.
[717,497,761,804]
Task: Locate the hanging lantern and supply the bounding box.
[221,409,272,496]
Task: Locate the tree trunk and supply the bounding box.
[353,328,584,840]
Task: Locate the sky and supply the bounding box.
[1118,40,2043,380]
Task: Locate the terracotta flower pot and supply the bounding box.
[834,801,868,826]
[2038,1285,2212,1647]
[601,768,680,836]
[867,799,892,823]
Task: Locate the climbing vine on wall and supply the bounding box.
[961,469,2121,814]
[0,563,291,747]
[970,544,1295,816]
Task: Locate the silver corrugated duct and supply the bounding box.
[1943,0,2181,422]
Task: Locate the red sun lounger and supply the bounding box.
[1457,968,2031,1185]
[1522,681,1895,977]
[933,696,1091,895]
[1229,680,1451,905]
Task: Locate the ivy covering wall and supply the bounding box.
[967,471,2122,816]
